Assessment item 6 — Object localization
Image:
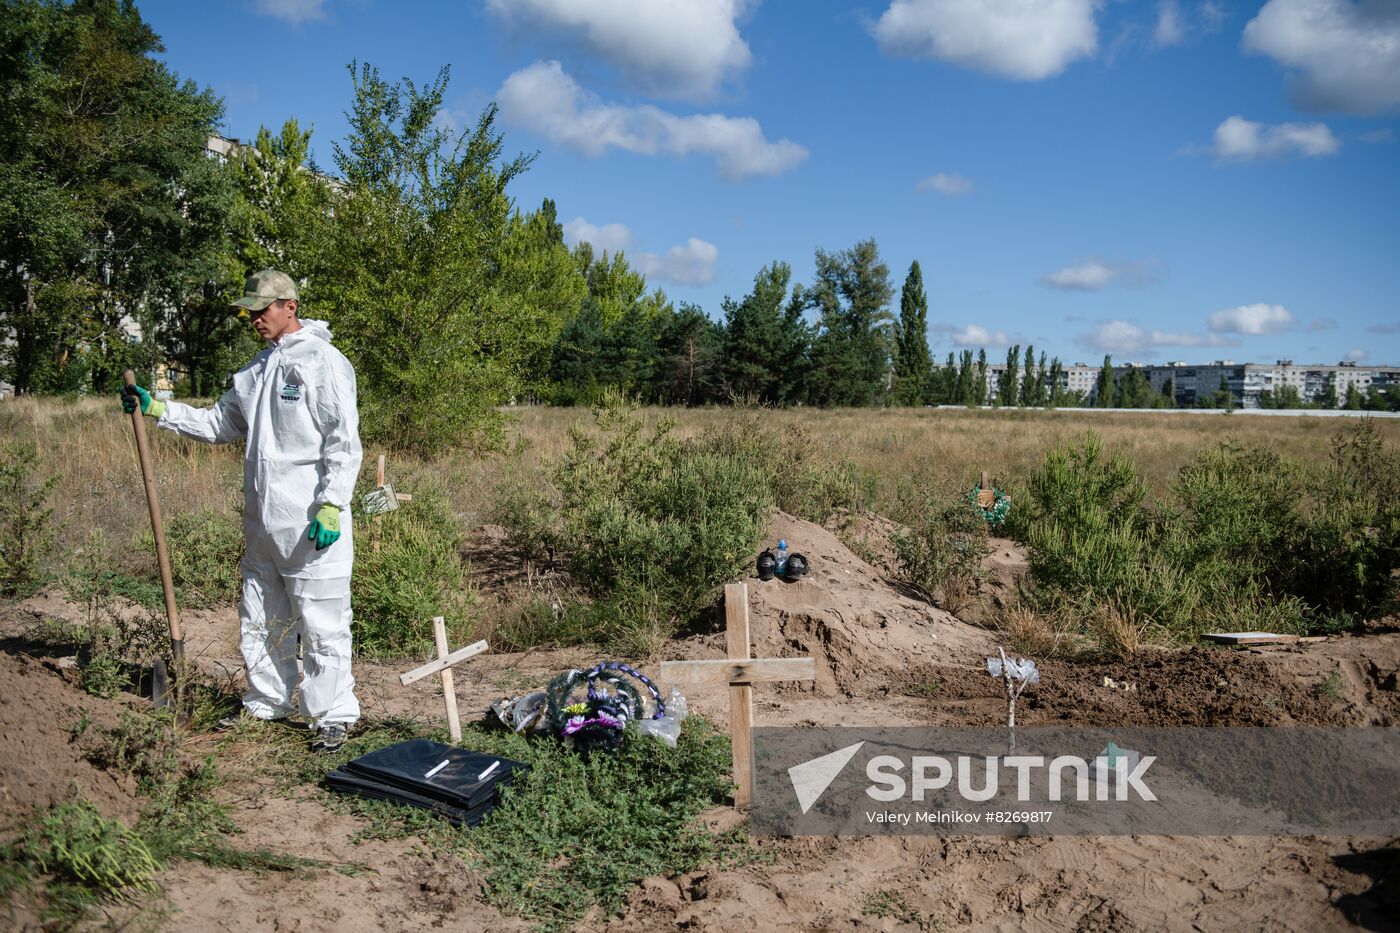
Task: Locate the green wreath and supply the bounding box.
[968,484,1012,526]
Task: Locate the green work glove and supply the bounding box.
[308,504,341,551]
[120,384,165,418]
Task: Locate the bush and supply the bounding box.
[11,799,159,899]
[499,397,771,653]
[157,507,244,607]
[0,441,57,597]
[1014,428,1400,650]
[351,482,475,656]
[695,411,876,522]
[890,483,989,609]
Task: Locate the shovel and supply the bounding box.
[122,370,185,708]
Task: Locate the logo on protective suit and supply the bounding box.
[280,382,302,403]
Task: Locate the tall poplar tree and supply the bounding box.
[893,260,932,404]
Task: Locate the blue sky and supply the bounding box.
[141,0,1400,366]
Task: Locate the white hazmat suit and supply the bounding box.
[158,319,363,726]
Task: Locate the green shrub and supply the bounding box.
[1015,428,1400,649]
[0,441,57,597]
[694,411,876,521]
[1295,421,1400,616]
[530,397,770,649]
[161,507,244,607]
[13,799,159,898]
[79,652,129,699]
[890,483,989,604]
[352,482,475,656]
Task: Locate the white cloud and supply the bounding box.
[252,0,325,23]
[1154,0,1185,46]
[1204,115,1340,160]
[496,61,808,181]
[1344,347,1368,362]
[483,0,751,100]
[637,238,720,286]
[1243,0,1400,115]
[1040,259,1160,291]
[563,217,634,255]
[1208,303,1298,334]
[1078,320,1234,354]
[563,219,718,286]
[871,0,1099,81]
[936,323,1013,347]
[1361,128,1395,143]
[916,172,973,195]
[1365,322,1400,334]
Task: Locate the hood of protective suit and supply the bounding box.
[274,319,334,347]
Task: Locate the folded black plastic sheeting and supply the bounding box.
[330,738,528,819]
[324,768,483,826]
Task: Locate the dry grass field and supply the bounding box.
[7,397,1394,567]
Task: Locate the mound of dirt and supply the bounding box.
[672,511,997,708]
[0,613,148,826]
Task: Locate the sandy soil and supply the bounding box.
[2,511,1398,930]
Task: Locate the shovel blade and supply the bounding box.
[151,658,171,709]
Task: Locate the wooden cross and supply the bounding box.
[398,616,487,742]
[977,470,996,509]
[370,454,413,553]
[659,583,815,808]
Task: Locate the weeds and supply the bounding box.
[862,888,939,930]
[499,395,771,653]
[11,799,160,897]
[889,478,989,610]
[0,441,57,597]
[352,481,476,656]
[1315,670,1345,702]
[298,712,736,930]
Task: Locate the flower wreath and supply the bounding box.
[544,662,666,753]
[967,483,1012,526]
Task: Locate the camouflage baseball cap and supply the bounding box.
[232,269,298,311]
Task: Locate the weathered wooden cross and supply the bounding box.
[659,582,815,808]
[398,616,488,742]
[367,454,413,553]
[977,470,996,509]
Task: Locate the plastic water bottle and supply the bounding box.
[776,539,788,574]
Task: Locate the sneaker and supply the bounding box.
[312,723,348,753]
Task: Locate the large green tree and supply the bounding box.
[0,0,229,394]
[720,261,810,404]
[316,62,552,452]
[805,239,894,407]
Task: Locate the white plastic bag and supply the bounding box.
[635,688,688,748]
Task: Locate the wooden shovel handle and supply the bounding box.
[124,370,185,669]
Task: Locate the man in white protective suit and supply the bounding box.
[121,269,363,751]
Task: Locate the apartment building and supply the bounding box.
[938,357,1397,408]
[1112,360,1400,408]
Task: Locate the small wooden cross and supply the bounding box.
[977,470,996,509]
[398,616,487,742]
[369,454,413,553]
[659,582,815,808]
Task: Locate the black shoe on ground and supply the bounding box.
[312,723,348,753]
